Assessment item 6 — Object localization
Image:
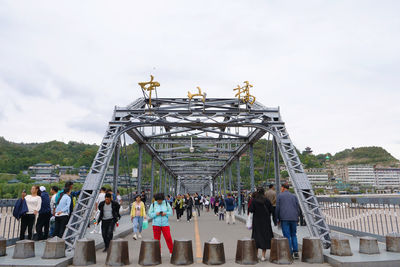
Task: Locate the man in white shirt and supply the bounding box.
[90,187,106,234]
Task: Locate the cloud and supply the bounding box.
[0,0,399,159]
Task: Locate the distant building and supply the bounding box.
[305,168,329,183]
[30,168,59,182]
[58,166,74,175]
[374,168,400,187]
[29,163,55,171]
[347,165,375,185]
[303,147,313,155]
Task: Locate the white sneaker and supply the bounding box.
[138,233,142,239]
[90,230,96,234]
[133,234,137,240]
[177,219,180,222]
[261,256,267,262]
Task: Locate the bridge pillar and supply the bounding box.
[269,238,293,264]
[301,237,324,263]
[137,143,143,194]
[106,239,130,266]
[249,143,255,192]
[235,238,258,265]
[42,237,65,259]
[138,239,161,266]
[386,233,400,252]
[113,139,120,197]
[150,157,155,201]
[73,238,96,266]
[273,137,280,197]
[203,238,225,265]
[330,237,353,256]
[236,158,241,214]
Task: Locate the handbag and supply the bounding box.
[142,218,149,230]
[246,213,253,230]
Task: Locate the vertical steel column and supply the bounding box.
[164,172,168,195]
[223,170,226,196]
[236,157,241,214]
[229,165,232,193]
[150,157,155,202]
[177,177,181,195]
[137,143,143,194]
[113,139,120,196]
[159,166,162,193]
[219,175,222,196]
[168,174,171,195]
[273,137,280,197]
[249,143,255,192]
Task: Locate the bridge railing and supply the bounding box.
[0,199,19,246]
[317,196,400,242]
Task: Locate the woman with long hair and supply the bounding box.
[248,187,274,261]
[20,186,42,240]
[54,187,71,238]
[131,194,146,240]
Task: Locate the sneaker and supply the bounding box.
[177,219,180,222]
[260,256,267,262]
[90,230,96,234]
[293,252,299,259]
[133,234,137,240]
[138,233,142,239]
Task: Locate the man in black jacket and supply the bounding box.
[98,193,121,252]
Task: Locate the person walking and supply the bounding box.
[91,187,106,234]
[248,187,274,261]
[98,193,121,252]
[194,193,201,217]
[54,187,71,238]
[148,193,173,256]
[174,195,184,221]
[224,193,236,224]
[36,186,51,240]
[49,186,58,237]
[265,184,277,226]
[218,199,225,221]
[20,186,42,240]
[213,196,219,215]
[131,195,146,240]
[276,183,301,259]
[185,193,194,222]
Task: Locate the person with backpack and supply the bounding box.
[148,193,173,256]
[36,186,51,240]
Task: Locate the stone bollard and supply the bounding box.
[106,239,130,266]
[0,237,6,257]
[301,237,324,264]
[138,239,161,266]
[235,238,258,265]
[359,236,379,254]
[170,239,193,265]
[42,237,66,259]
[73,238,96,266]
[270,238,293,265]
[202,238,225,265]
[386,233,400,252]
[330,237,353,256]
[13,240,35,259]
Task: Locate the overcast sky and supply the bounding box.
[0,1,399,159]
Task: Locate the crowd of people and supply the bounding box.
[13,182,302,261]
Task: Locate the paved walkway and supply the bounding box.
[94,210,330,266]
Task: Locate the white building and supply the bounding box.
[347,165,375,185]
[305,168,329,184]
[374,168,400,187]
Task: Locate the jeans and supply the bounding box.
[281,220,298,254]
[133,216,144,233]
[186,207,192,221]
[101,219,115,249]
[195,205,201,216]
[36,212,51,240]
[20,214,35,240]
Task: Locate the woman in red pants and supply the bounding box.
[148,193,174,255]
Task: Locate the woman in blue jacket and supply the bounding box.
[148,193,173,255]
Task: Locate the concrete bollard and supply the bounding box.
[170,239,193,265]
[42,236,66,259]
[138,239,161,266]
[386,233,400,252]
[359,236,379,254]
[0,237,6,257]
[13,240,35,259]
[73,238,96,266]
[202,238,225,265]
[269,238,293,265]
[106,239,130,266]
[235,238,258,265]
[330,237,353,256]
[301,237,324,264]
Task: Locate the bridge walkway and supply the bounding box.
[93,210,329,267]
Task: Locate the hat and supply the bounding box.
[40,186,46,191]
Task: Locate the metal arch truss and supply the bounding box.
[63,97,331,250]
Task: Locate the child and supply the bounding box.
[218,200,225,221]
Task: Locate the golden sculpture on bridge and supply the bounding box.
[188,86,206,103]
[138,75,160,107]
[233,81,256,104]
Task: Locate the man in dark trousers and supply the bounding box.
[193,193,201,217]
[98,193,121,252]
[275,183,301,259]
[36,186,51,240]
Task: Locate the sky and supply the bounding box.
[0,1,399,159]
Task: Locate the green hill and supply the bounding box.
[329,146,399,166]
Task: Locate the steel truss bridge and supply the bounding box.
[63,97,331,249]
